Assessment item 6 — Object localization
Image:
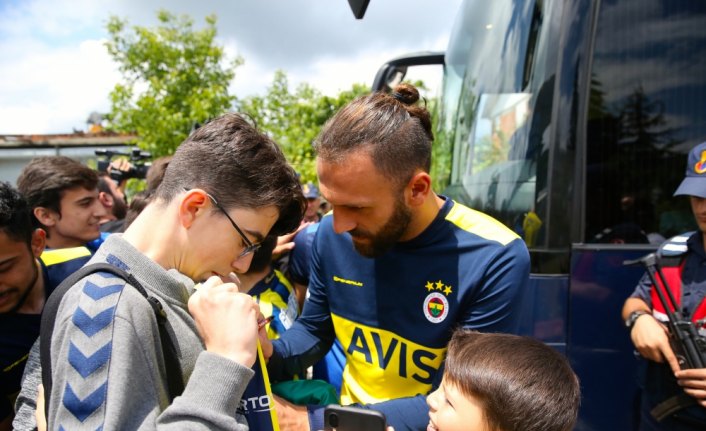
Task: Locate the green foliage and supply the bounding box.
[105,11,241,157]
[239,70,368,182]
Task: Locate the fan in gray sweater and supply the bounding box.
[18,113,305,430]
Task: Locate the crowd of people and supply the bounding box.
[24,81,706,431]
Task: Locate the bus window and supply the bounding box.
[442,0,561,249]
[584,0,706,244]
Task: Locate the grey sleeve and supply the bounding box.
[48,287,255,430]
[12,339,40,431]
[157,352,253,430]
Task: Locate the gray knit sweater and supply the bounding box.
[41,235,253,430]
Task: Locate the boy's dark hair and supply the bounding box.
[16,156,99,228]
[0,181,34,245]
[155,113,305,236]
[445,329,580,431]
[245,236,278,274]
[314,83,433,190]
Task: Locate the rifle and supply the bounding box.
[625,252,706,369]
[624,250,706,420]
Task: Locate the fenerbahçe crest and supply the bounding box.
[423,280,452,323]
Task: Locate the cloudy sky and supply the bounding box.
[0,0,462,134]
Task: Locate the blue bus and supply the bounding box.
[370,0,706,429]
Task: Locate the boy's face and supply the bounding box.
[184,196,279,283]
[427,378,491,431]
[38,186,107,248]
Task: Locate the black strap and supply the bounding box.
[40,263,184,418]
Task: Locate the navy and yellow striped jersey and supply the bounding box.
[0,247,91,419]
[248,268,299,340]
[270,197,530,429]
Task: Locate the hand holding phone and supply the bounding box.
[324,405,387,431]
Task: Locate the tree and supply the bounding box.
[105,11,241,157]
[239,70,368,182]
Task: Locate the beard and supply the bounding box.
[350,197,412,258]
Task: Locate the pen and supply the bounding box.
[258,315,274,329]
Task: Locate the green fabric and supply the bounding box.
[271,379,340,406]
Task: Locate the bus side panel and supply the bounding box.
[569,246,650,430]
[518,275,568,355]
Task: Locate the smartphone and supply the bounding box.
[323,405,386,431]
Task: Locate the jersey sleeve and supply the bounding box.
[287,224,317,286]
[269,224,335,382]
[459,237,531,333]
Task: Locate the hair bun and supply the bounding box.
[391,83,420,105]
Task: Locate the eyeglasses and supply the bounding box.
[206,193,261,258]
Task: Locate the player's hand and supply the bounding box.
[188,276,260,367]
[630,314,681,373]
[676,367,706,407]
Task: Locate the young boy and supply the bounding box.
[427,329,580,431]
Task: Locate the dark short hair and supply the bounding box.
[16,156,99,228]
[0,181,34,245]
[155,113,305,236]
[314,83,433,189]
[245,236,278,274]
[445,329,580,431]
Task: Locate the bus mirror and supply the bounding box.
[384,66,408,91]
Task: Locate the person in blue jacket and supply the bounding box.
[264,83,531,431]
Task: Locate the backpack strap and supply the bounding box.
[40,262,184,418]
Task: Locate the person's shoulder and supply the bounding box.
[444,200,522,246]
[40,246,92,266]
[294,222,320,245]
[658,231,695,259]
[40,247,93,293]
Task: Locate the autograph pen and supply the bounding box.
[257,315,274,329]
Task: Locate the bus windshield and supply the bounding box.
[441,0,560,249]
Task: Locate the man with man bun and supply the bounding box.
[265,84,530,431]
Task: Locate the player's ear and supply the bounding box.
[407,171,432,207]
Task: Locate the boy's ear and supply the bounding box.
[179,190,209,229]
[33,207,58,227]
